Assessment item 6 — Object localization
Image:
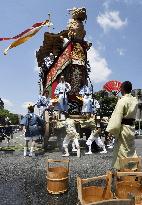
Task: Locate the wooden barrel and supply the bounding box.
[47,159,69,194]
[116,181,142,204]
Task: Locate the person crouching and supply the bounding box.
[62,113,80,158]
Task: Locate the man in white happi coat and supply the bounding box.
[37,90,52,116]
[54,75,71,112]
[80,114,107,155]
[79,85,106,154]
[106,81,138,170]
[79,85,100,114]
[79,85,93,113]
[62,113,80,157]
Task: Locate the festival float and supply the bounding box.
[36,7,92,148]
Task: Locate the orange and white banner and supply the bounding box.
[0,20,51,55]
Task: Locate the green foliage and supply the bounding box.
[0,108,19,125]
[94,90,118,117]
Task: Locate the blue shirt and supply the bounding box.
[37,96,51,108]
[79,85,92,96]
[54,82,71,98]
[20,113,44,137]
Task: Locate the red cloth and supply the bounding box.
[51,80,58,98]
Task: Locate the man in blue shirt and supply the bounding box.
[20,105,45,157]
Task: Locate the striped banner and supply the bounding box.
[0,20,51,55]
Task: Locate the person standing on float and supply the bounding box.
[54,75,71,112]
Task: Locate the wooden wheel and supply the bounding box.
[43,110,50,151]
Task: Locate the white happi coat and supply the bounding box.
[106,94,138,170]
[62,118,80,148]
[54,82,71,111]
[79,86,93,113]
[81,96,100,113]
[37,96,52,115]
[79,85,92,96]
[82,95,93,113]
[37,96,51,108]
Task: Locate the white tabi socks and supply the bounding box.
[85,139,93,155]
[99,145,107,154]
[24,147,28,157]
[29,147,34,157]
[77,148,81,158]
[72,141,77,152]
[62,147,69,157]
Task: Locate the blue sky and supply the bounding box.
[0,0,142,114]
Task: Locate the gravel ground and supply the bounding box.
[1,132,141,205]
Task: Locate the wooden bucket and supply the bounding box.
[116,181,142,204]
[77,172,113,205]
[47,159,69,194]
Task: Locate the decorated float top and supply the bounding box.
[36,7,92,98]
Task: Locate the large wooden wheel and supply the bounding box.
[43,110,50,151]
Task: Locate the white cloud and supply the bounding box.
[105,0,142,6]
[122,0,142,5]
[87,46,112,84]
[97,11,127,32]
[103,0,111,10]
[2,98,13,110]
[96,41,106,52]
[117,48,126,56]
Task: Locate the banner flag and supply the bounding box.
[0,20,52,55]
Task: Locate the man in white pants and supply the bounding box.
[80,114,107,154]
[86,128,107,154]
[62,113,80,157]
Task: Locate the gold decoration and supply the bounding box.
[76,96,83,101]
[67,7,87,41]
[71,43,85,65]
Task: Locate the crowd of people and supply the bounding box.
[20,79,138,171]
[0,117,14,144]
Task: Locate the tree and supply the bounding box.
[93,90,118,117]
[0,108,19,125]
[0,98,4,109]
